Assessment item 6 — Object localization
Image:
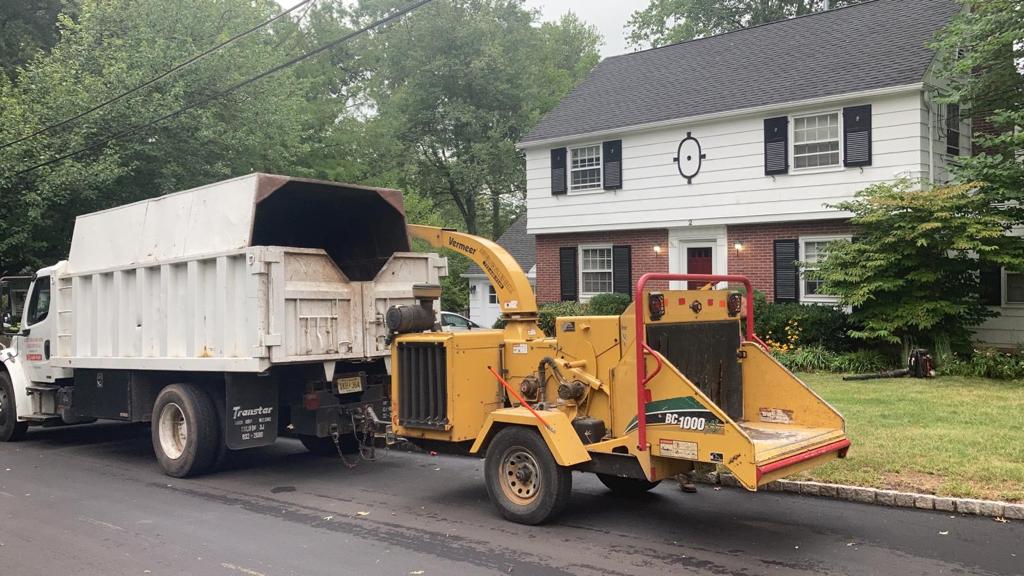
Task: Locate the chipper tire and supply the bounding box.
[484,426,572,525]
[0,372,28,442]
[299,434,359,456]
[152,383,219,478]
[596,473,661,495]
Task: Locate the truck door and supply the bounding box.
[18,274,59,384]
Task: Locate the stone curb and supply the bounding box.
[697,473,1022,520]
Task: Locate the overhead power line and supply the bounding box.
[0,0,316,152]
[5,0,433,180]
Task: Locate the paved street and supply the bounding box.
[0,422,1020,576]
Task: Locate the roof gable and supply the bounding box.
[522,0,959,144]
[465,215,534,276]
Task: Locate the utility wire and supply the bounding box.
[0,0,316,152]
[5,0,433,180]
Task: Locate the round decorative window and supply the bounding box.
[674,132,706,184]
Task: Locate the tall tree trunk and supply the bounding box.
[490,188,502,239]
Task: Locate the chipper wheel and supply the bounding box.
[484,426,572,525]
[152,383,220,478]
[0,372,29,442]
[596,474,661,496]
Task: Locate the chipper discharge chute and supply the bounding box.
[388,226,849,525]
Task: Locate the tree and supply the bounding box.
[626,0,859,48]
[815,180,1024,350]
[0,0,345,274]
[0,0,76,77]
[352,0,600,237]
[932,0,1024,215]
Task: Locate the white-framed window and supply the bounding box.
[569,144,602,192]
[1004,270,1024,306]
[792,111,841,170]
[579,245,613,298]
[487,284,498,305]
[799,236,850,303]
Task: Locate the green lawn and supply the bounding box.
[795,373,1024,502]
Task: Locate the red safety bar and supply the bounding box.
[634,273,766,452]
[755,438,851,483]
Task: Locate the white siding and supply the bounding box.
[525,90,928,234]
[974,308,1024,349]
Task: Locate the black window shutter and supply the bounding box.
[843,105,872,167]
[559,246,578,301]
[603,140,622,190]
[764,117,789,175]
[773,239,800,303]
[612,245,632,296]
[946,104,961,156]
[551,148,567,195]
[979,264,1002,306]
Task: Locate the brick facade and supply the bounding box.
[535,229,669,303]
[726,219,857,302]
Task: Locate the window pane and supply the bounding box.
[792,112,840,169]
[1007,273,1024,304]
[582,272,613,293]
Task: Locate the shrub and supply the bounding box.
[753,291,856,352]
[772,345,837,372]
[941,348,1024,380]
[587,292,632,316]
[538,301,589,336]
[833,349,896,373]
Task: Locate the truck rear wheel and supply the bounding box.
[596,473,661,495]
[484,426,571,525]
[152,384,219,477]
[0,373,28,442]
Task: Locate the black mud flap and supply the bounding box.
[225,374,279,450]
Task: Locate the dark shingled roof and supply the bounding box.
[522,0,959,144]
[465,215,535,277]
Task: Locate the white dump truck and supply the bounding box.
[0,174,446,476]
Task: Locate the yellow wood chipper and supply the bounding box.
[386,224,850,524]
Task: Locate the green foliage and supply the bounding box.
[814,180,1024,350]
[537,301,588,337]
[773,346,896,374]
[355,0,600,237]
[752,291,856,351]
[626,0,858,48]
[0,0,74,76]
[587,293,631,316]
[941,348,1024,381]
[0,0,341,274]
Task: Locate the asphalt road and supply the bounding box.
[0,423,1020,576]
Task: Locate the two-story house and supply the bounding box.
[519,0,1020,346]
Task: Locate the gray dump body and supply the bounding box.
[48,173,445,373]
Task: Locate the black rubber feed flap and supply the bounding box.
[647,320,743,420]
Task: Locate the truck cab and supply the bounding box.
[0,276,31,346]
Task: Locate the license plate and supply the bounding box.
[335,376,363,394]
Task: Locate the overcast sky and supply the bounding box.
[281,1,648,58]
[523,0,648,57]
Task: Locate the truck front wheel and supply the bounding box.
[0,373,28,442]
[484,426,572,525]
[152,384,219,477]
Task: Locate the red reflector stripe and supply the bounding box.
[706,298,714,306]
[678,297,686,305]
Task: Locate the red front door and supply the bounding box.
[686,247,713,289]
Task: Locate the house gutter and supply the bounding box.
[518,83,925,149]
